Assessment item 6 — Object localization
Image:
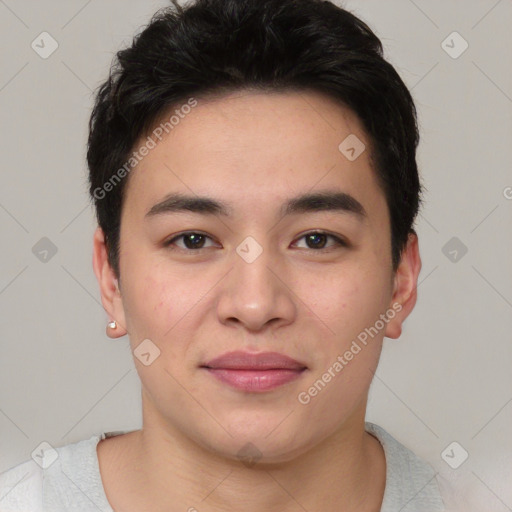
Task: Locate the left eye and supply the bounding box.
[293,231,347,250]
[164,231,347,251]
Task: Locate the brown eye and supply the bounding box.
[305,233,328,249]
[164,232,216,250]
[294,231,347,250]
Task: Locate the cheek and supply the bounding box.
[294,273,386,419]
[120,264,179,345]
[124,263,216,361]
[123,271,196,391]
[292,262,390,404]
[295,264,390,340]
[296,344,380,437]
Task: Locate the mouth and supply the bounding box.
[200,350,308,392]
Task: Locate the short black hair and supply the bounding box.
[87,0,422,281]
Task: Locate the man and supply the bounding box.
[0,1,446,510]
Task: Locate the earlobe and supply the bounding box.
[92,226,127,338]
[384,232,422,340]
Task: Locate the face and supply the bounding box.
[94,89,420,463]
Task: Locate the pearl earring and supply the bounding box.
[108,320,117,329]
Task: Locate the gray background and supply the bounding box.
[1,0,511,509]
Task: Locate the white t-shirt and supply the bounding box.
[0,422,446,511]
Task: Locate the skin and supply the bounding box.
[92,89,422,512]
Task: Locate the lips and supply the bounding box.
[201,351,307,392]
[202,350,307,371]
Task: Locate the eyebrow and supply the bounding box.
[144,190,367,221]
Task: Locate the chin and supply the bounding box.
[195,419,318,466]
[212,438,307,466]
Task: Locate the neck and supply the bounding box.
[122,395,386,512]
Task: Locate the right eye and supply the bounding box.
[163,231,218,251]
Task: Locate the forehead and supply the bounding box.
[121,90,386,224]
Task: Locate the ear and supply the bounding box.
[384,231,422,339]
[92,226,127,338]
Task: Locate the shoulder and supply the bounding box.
[0,433,107,512]
[365,422,446,512]
[0,459,43,512]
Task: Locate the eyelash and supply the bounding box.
[163,231,348,253]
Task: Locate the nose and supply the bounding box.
[215,239,297,333]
